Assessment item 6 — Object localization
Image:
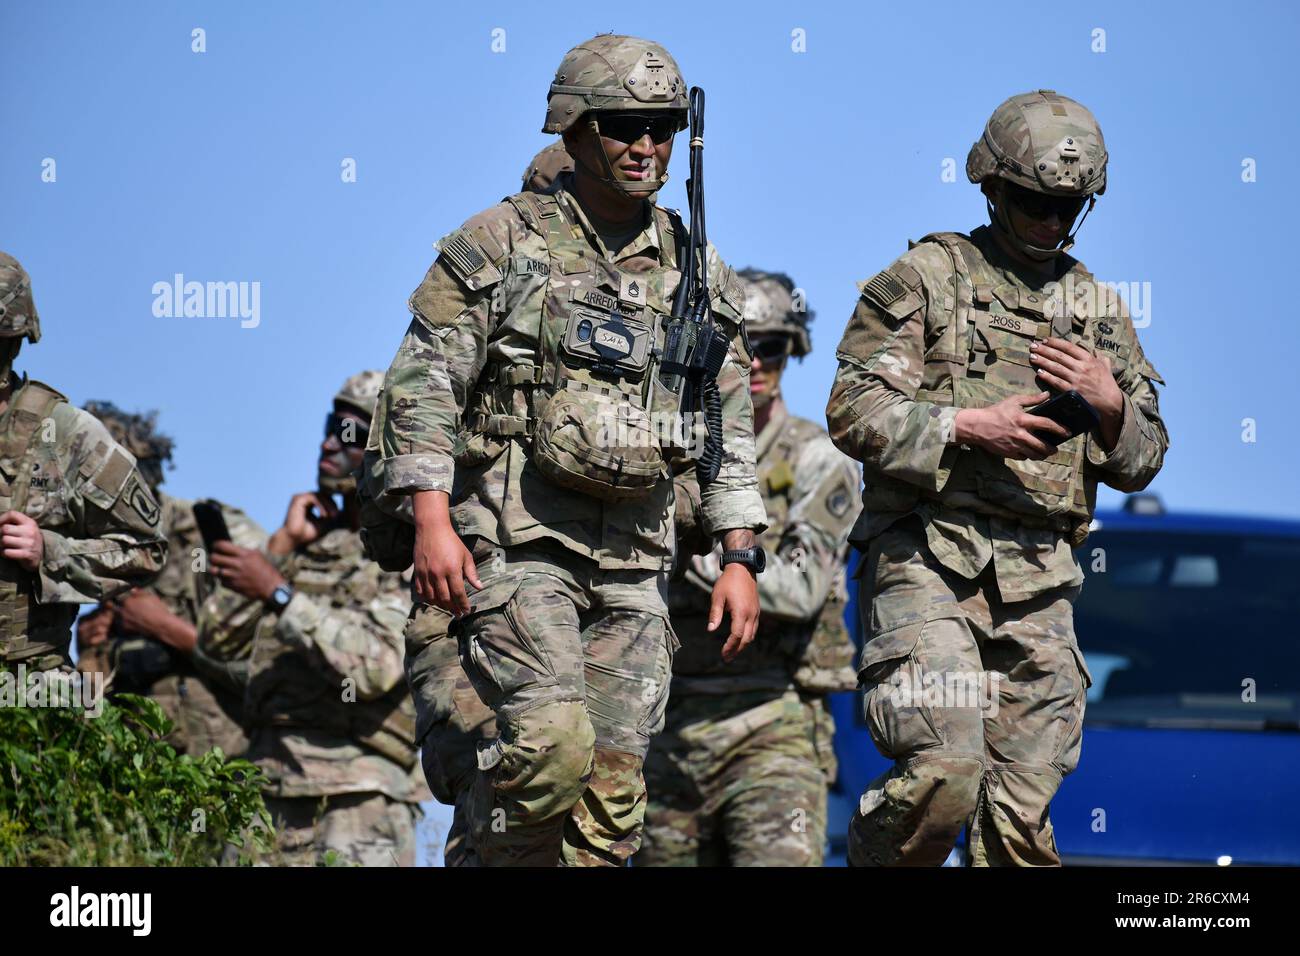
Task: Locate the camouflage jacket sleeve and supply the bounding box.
[379,203,524,496]
[1083,296,1169,492]
[273,574,409,701]
[759,436,862,623]
[827,246,960,492]
[697,244,768,537]
[36,406,167,605]
[191,505,270,690]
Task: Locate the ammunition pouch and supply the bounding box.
[531,384,665,500]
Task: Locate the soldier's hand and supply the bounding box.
[210,540,286,602]
[0,510,44,571]
[412,492,482,617]
[1030,338,1124,423]
[269,492,338,555]
[112,589,174,639]
[708,564,760,662]
[77,605,115,650]
[954,392,1069,461]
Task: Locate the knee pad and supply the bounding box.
[857,754,983,828]
[489,699,595,822]
[911,754,983,826]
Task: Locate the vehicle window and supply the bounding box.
[1073,530,1300,728]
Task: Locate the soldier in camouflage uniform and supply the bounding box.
[208,372,425,866]
[74,402,265,757]
[641,271,861,866]
[370,36,766,867]
[827,91,1169,866]
[404,143,574,867]
[0,252,166,674]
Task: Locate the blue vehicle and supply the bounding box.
[828,496,1300,865]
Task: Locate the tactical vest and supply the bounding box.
[0,380,77,669]
[247,530,417,769]
[867,230,1100,542]
[760,417,857,694]
[670,415,857,694]
[460,190,691,499]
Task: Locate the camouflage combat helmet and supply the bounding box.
[522,140,575,192]
[543,34,688,135]
[738,268,812,358]
[323,371,382,495]
[544,35,688,197]
[83,401,175,492]
[966,90,1107,197]
[0,252,41,344]
[335,370,383,418]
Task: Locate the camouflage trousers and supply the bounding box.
[405,603,496,867]
[640,688,836,866]
[262,793,420,867]
[456,539,675,867]
[848,523,1092,867]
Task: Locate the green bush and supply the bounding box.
[0,693,270,866]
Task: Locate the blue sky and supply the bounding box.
[3,0,1298,533]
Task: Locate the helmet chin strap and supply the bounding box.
[574,117,668,198]
[988,193,1097,261]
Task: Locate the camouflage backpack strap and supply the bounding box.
[653,205,686,270]
[4,379,67,514]
[912,232,990,406]
[1057,258,1099,345]
[504,189,560,239]
[464,190,568,442]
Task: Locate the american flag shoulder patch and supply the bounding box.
[862,269,908,309]
[441,231,486,279]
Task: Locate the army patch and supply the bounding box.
[862,270,908,309]
[441,232,486,278]
[826,480,853,518]
[984,312,1040,338]
[575,287,620,313]
[1095,335,1126,356]
[619,273,647,308]
[127,477,160,527]
[516,257,550,277]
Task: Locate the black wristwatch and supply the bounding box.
[268,583,295,611]
[721,547,766,574]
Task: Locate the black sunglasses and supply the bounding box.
[325,412,369,449]
[751,336,792,365]
[592,111,680,146]
[1003,182,1088,222]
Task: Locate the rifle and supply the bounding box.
[659,86,730,487]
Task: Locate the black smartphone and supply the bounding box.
[192,499,232,551]
[1027,390,1101,448]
